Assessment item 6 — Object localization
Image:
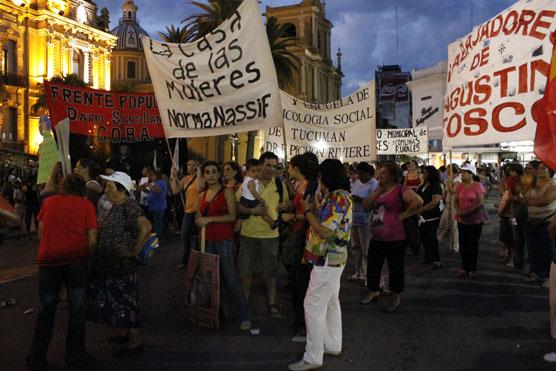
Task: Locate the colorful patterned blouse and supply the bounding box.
[304,190,352,267]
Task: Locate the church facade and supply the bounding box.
[265,0,343,104]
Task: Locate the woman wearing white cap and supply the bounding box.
[88,171,152,357]
[454,162,486,278]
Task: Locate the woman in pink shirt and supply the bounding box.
[455,163,486,278]
[360,162,423,313]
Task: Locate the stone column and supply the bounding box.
[83,50,90,83]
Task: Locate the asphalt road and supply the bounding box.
[0,197,554,370]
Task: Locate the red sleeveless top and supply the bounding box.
[200,189,234,241]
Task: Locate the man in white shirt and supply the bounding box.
[349,162,378,283]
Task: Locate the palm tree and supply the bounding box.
[158,25,194,43]
[32,74,87,115]
[182,1,299,158]
[182,0,242,41]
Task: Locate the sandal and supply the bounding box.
[269,304,282,319]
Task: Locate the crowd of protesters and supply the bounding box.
[14,149,556,370]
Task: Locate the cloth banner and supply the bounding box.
[443,0,556,147]
[37,131,61,184]
[141,0,281,138]
[376,128,428,155]
[45,82,164,143]
[264,82,376,162]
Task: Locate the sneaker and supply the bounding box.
[288,359,322,370]
[468,271,478,278]
[360,291,379,304]
[456,270,469,278]
[240,321,251,331]
[176,264,185,270]
[324,347,341,356]
[544,352,556,362]
[432,261,442,269]
[525,275,542,283]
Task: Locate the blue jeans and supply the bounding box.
[27,264,88,367]
[526,221,553,280]
[151,209,165,240]
[205,239,251,323]
[180,212,198,265]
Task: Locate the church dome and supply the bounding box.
[110,0,149,51]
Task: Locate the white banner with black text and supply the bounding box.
[264,82,376,162]
[141,0,282,138]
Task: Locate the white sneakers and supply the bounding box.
[544,352,556,362]
[288,360,322,370]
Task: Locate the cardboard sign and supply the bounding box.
[376,128,428,155]
[142,0,281,138]
[264,82,376,162]
[443,0,556,147]
[184,250,220,329]
[45,82,164,143]
[36,131,61,184]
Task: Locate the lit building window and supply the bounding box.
[127,61,136,79]
[72,50,83,79]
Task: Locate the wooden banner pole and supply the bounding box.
[448,149,455,252]
[281,120,289,163]
[165,137,186,211]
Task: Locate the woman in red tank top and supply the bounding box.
[196,161,251,330]
[404,160,421,190]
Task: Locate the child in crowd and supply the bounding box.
[240,159,276,228]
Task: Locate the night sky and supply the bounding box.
[95,0,516,96]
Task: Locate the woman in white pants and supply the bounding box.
[288,159,353,371]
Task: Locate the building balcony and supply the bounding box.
[0,141,25,153]
[1,73,28,88]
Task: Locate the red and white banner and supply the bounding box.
[45,82,165,143]
[443,0,556,147]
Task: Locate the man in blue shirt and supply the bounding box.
[147,170,168,240]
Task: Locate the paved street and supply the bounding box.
[0,199,555,370]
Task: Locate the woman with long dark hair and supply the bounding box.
[288,159,352,371]
[196,161,251,330]
[74,158,103,204]
[361,161,423,312]
[417,166,443,267]
[223,161,243,192]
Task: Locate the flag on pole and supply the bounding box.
[173,138,180,171]
[534,33,556,171]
